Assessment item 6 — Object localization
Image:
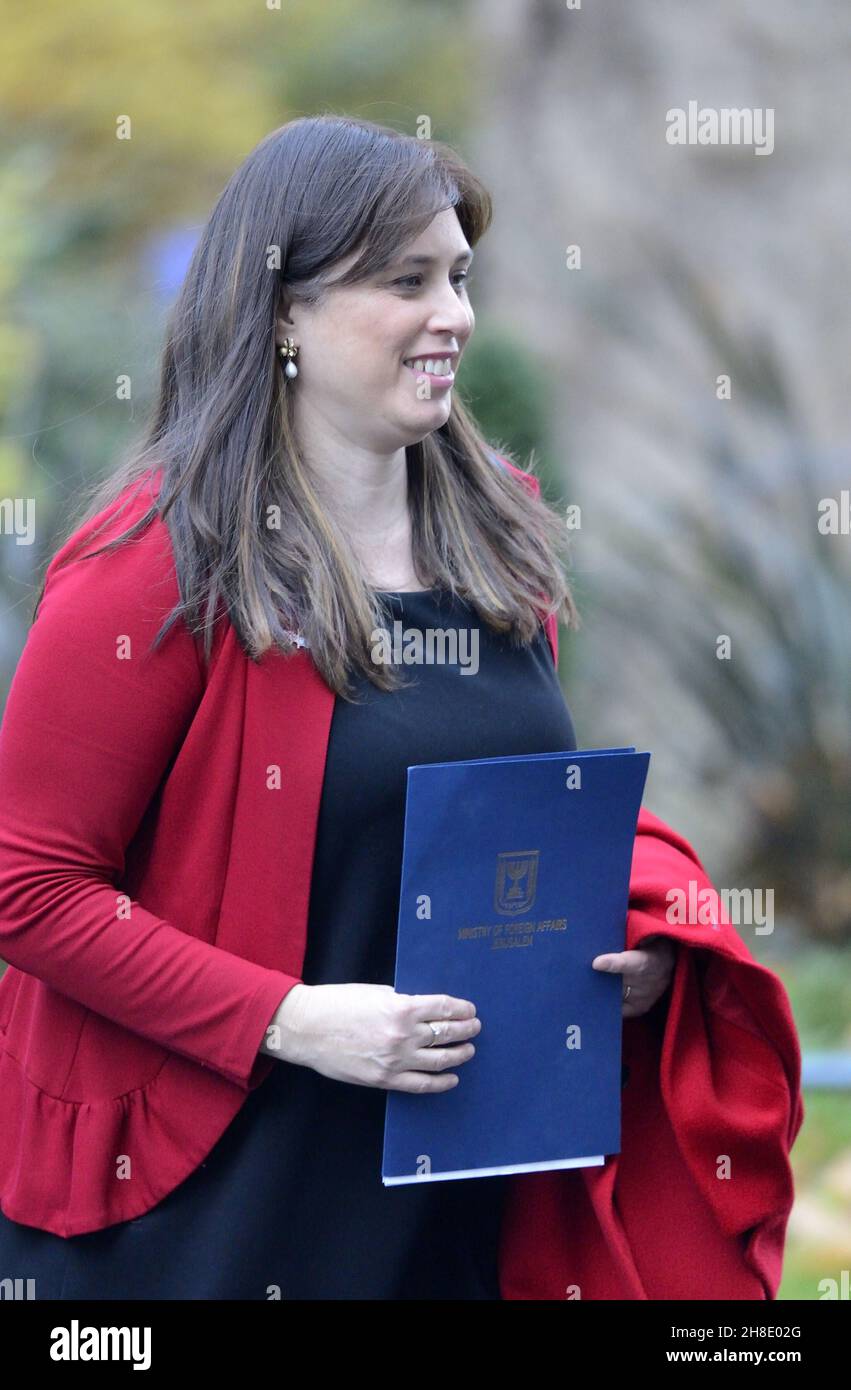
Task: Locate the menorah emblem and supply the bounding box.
[494,850,539,915]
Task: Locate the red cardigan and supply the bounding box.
[0,462,803,1299]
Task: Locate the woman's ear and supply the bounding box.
[274,294,296,347]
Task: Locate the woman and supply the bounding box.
[0,116,801,1300]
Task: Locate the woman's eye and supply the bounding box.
[393,272,471,290]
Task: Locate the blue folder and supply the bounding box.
[382,746,650,1184]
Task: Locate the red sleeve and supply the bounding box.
[0,488,300,1090]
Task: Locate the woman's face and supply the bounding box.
[276,207,475,454]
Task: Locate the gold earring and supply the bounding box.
[278,337,299,380]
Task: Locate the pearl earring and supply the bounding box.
[278,337,299,380]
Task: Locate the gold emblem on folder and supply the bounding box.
[494,850,539,915]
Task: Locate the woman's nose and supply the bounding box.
[426,284,474,336]
[425,309,473,345]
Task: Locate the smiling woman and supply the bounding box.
[274,204,477,466]
[0,114,800,1303]
[0,115,582,1301]
[45,113,575,699]
[396,248,474,386]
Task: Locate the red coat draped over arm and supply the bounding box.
[497,582,804,1299]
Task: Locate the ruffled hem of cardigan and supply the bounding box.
[0,1044,275,1238]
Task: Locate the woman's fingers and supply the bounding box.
[407,992,479,1022]
[417,1016,481,1048]
[389,1070,462,1093]
[410,997,481,1080]
[412,1041,477,1071]
[592,943,676,1017]
[591,949,648,975]
[404,993,481,1055]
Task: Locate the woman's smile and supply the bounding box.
[402,356,456,387]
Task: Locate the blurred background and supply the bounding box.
[0,0,848,1298]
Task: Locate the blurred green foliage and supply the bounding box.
[0,0,479,577]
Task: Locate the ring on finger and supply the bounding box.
[425,1021,442,1046]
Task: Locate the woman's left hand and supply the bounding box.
[592,935,678,1018]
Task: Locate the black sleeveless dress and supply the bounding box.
[0,587,578,1299]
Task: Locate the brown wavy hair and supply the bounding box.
[36,114,580,699]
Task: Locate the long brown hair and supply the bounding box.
[37,114,580,698]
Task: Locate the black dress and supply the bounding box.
[0,587,578,1299]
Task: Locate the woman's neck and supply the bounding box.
[302,440,424,590]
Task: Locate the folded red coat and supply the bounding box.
[498,799,803,1299]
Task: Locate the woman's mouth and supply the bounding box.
[402,357,455,387]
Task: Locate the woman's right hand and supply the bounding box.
[267,982,481,1093]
